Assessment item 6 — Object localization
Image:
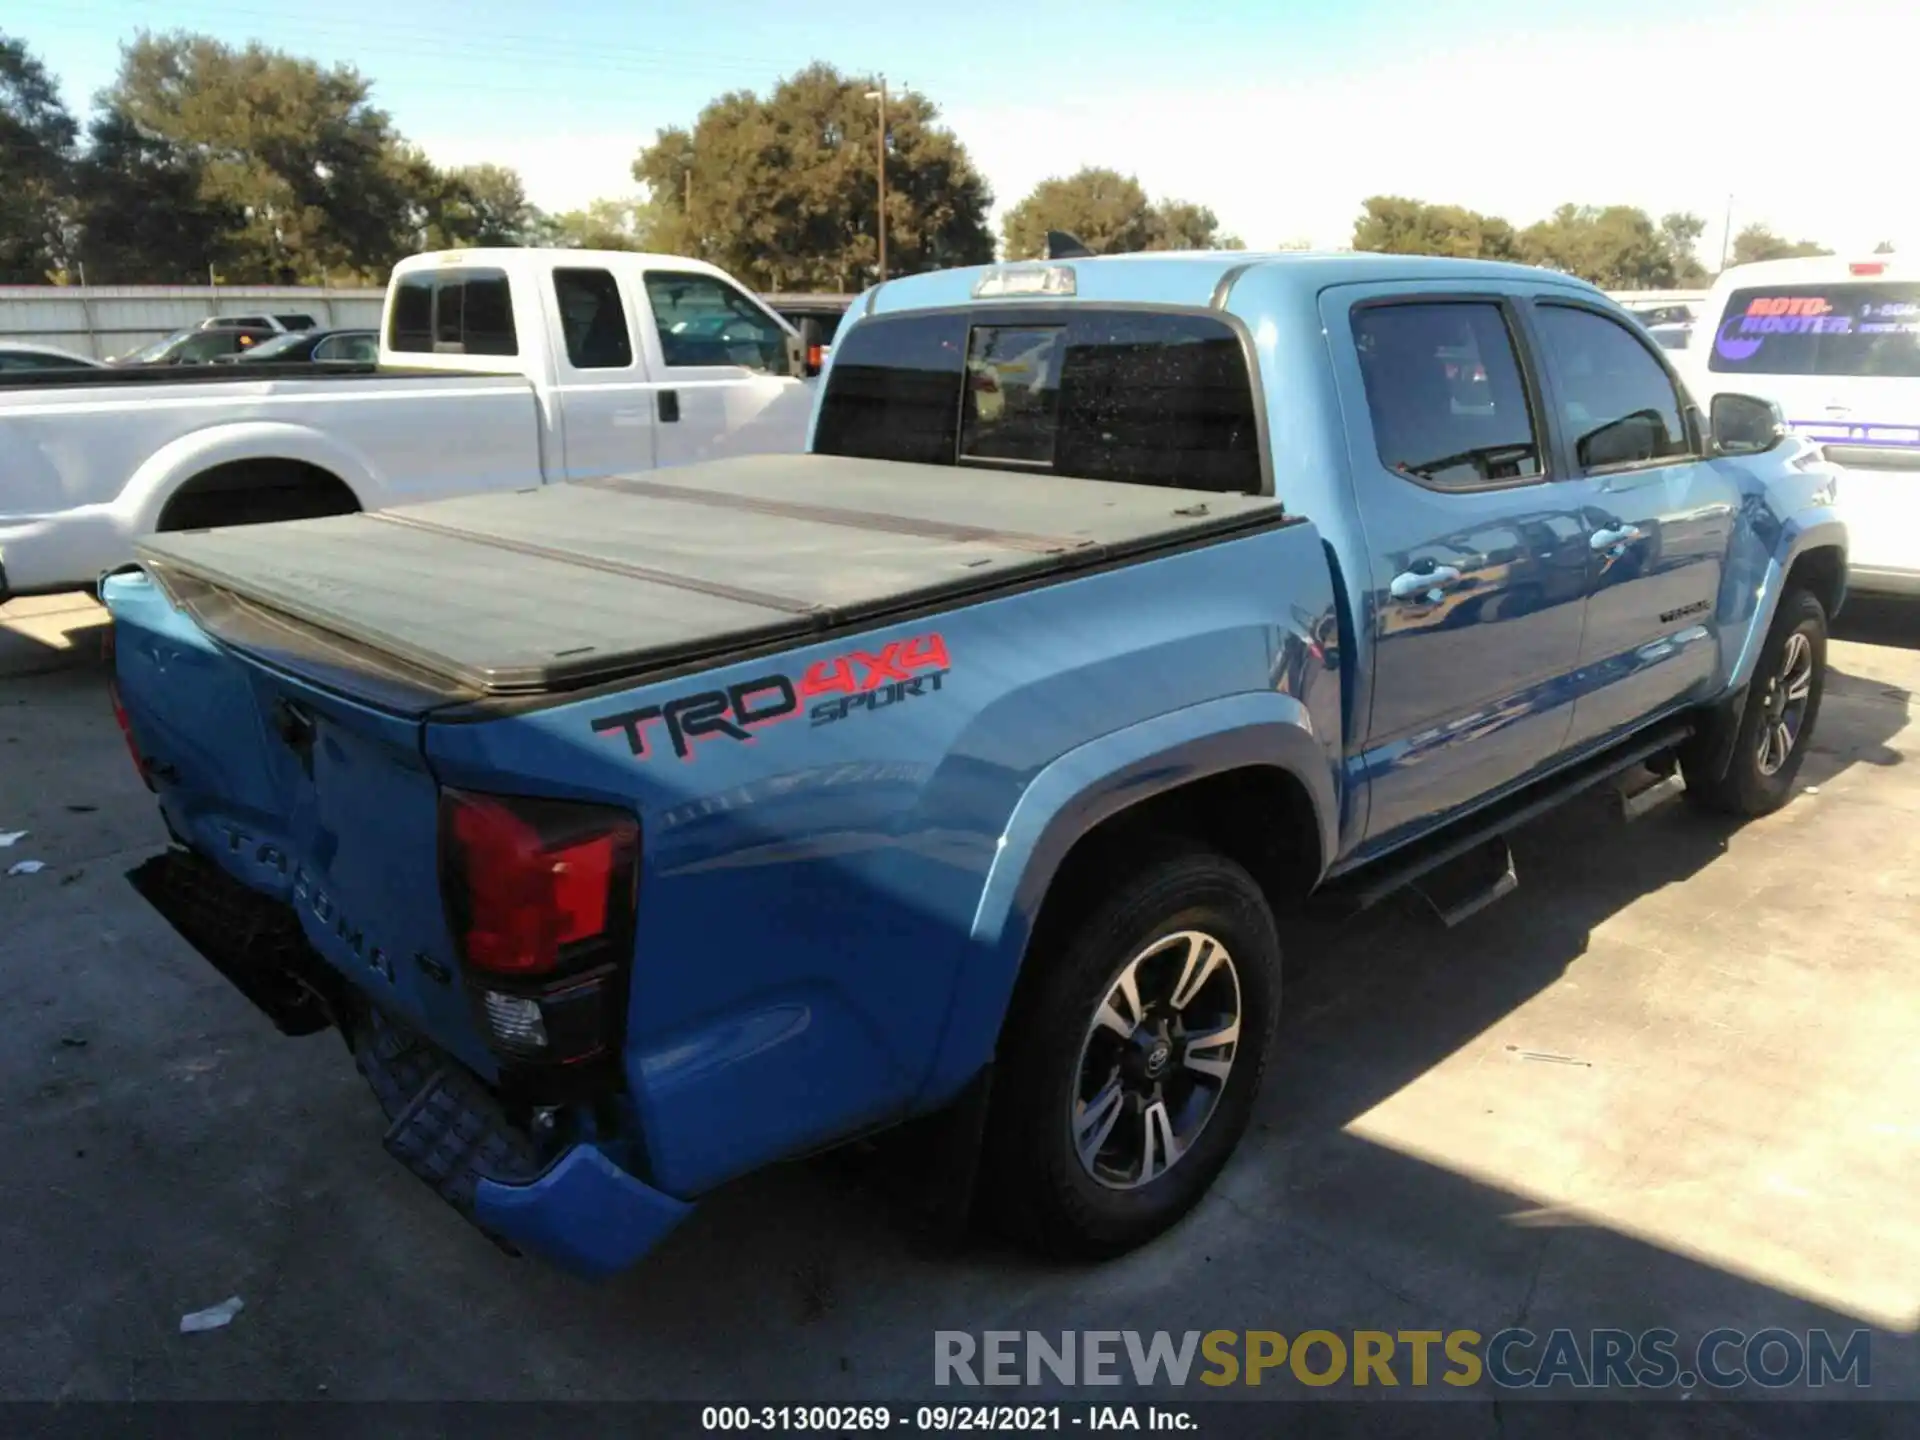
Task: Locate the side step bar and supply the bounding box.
[1316,717,1695,921]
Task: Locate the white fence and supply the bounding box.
[0,286,387,361]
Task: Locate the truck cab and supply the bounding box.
[381,249,821,482]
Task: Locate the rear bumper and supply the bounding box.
[475,1145,692,1278]
[129,846,692,1279]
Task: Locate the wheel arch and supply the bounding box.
[1726,518,1847,694]
[917,692,1337,1106]
[119,421,379,534]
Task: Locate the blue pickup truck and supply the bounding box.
[102,252,1846,1278]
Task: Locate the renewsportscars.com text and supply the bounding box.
[934,1328,1872,1391]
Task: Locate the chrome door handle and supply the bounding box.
[1590,524,1644,552]
[1389,564,1462,602]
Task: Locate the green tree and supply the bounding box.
[543,195,674,251]
[1145,199,1243,252]
[1657,212,1710,286]
[1003,169,1152,257]
[422,163,545,248]
[1519,204,1694,288]
[90,31,427,283]
[1351,196,1519,260]
[1002,169,1242,258]
[72,106,241,282]
[1730,222,1830,266]
[0,33,79,282]
[633,63,992,290]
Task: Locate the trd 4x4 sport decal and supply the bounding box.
[592,633,951,762]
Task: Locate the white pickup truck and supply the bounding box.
[0,249,824,599]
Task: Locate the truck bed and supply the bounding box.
[134,454,1287,701]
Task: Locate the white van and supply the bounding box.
[1679,254,1919,597]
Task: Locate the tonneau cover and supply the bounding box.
[135,453,1285,696]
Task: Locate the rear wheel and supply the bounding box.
[1683,587,1828,816]
[982,843,1281,1259]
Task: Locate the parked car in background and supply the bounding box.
[111,325,280,366]
[1676,252,1919,597]
[104,251,1844,1278]
[0,248,820,599]
[197,312,319,333]
[0,343,105,372]
[1627,303,1694,329]
[1647,321,1692,352]
[211,328,379,365]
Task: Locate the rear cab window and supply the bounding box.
[553,268,634,369]
[388,268,518,356]
[1709,283,1920,377]
[814,307,1264,492]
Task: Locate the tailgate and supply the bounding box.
[105,568,493,1076]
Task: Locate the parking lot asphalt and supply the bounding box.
[0,595,1915,1423]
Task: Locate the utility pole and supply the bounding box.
[1719,193,1734,272]
[866,75,888,280]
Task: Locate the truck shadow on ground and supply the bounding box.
[1834,597,1918,652]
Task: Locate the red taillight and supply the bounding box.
[1850,261,1887,276]
[807,343,825,371]
[440,788,638,977]
[107,676,154,791]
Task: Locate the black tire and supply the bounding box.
[981,843,1281,1259]
[1683,587,1828,817]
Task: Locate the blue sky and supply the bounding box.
[20,0,1917,257]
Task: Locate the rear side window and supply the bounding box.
[1351,302,1542,489]
[553,268,634,369]
[387,269,518,356]
[815,308,1262,492]
[274,313,317,330]
[1532,304,1688,471]
[1708,283,1920,377]
[313,333,378,363]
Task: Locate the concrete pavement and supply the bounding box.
[0,595,1914,1424]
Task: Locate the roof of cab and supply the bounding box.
[391,247,737,279]
[863,250,1605,317]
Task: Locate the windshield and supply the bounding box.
[126,330,196,363]
[235,332,310,361]
[1708,283,1920,378]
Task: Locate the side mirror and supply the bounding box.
[1710,393,1789,455]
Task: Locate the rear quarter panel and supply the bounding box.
[425,524,1340,1197]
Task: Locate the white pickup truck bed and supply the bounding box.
[0,247,820,600]
[0,365,539,597]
